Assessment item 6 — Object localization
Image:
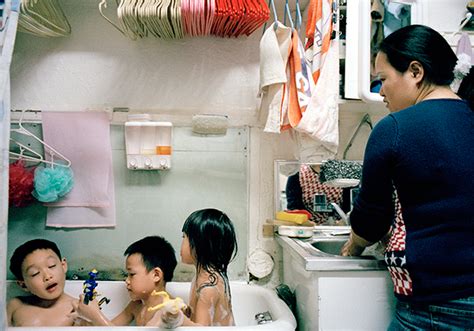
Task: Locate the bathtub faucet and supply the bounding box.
[255,311,273,324]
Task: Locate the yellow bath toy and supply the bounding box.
[147,290,187,313]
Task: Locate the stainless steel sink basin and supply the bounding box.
[311,238,347,255]
[305,237,385,259]
[276,230,387,271]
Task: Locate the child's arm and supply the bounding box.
[110,302,136,326]
[72,295,135,326]
[7,298,21,326]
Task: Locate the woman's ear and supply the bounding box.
[17,280,29,292]
[408,61,424,85]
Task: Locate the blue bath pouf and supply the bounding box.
[32,164,74,202]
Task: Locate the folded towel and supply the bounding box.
[41,111,116,228]
[259,22,292,133]
[259,22,292,88]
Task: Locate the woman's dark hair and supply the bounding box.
[378,25,457,86]
[182,208,238,276]
[378,24,473,109]
[10,239,62,280]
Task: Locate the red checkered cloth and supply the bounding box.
[386,198,405,252]
[299,164,342,224]
[385,196,413,296]
[388,265,413,296]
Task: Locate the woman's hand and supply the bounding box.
[341,231,373,256]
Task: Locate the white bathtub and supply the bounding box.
[6,280,296,330]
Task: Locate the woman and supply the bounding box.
[341,25,474,330]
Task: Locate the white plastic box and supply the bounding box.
[124,115,172,170]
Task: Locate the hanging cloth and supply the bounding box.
[451,33,472,93]
[294,39,339,154]
[285,29,315,130]
[259,22,292,133]
[304,0,334,83]
[287,0,339,154]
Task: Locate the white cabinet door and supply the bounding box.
[318,275,395,330]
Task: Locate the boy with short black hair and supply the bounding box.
[7,238,76,326]
[72,235,181,326]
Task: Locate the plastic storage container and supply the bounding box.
[124,114,172,170]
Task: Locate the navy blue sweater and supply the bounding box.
[350,99,474,303]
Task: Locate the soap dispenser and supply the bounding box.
[124,114,172,170]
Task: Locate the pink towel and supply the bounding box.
[41,111,116,228]
[45,162,116,228]
[42,111,112,207]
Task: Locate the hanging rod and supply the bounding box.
[9,109,226,127]
[10,108,126,124]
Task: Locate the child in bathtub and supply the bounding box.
[72,235,183,326]
[156,208,238,327]
[7,238,77,327]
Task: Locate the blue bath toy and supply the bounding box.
[83,269,98,305]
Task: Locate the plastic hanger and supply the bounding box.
[99,0,127,37]
[9,137,70,168]
[294,0,302,32]
[262,0,277,34]
[446,12,472,44]
[283,0,294,30]
[9,137,44,163]
[10,138,43,159]
[18,0,71,37]
[10,111,72,168]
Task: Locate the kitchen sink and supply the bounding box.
[276,229,387,271]
[311,238,347,255]
[306,237,385,259]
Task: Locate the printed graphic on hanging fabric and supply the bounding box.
[287,30,315,129]
[304,0,334,83]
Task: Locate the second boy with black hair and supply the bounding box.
[72,236,180,326]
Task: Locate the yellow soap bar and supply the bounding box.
[275,211,309,225]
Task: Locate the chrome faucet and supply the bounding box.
[330,202,349,225]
